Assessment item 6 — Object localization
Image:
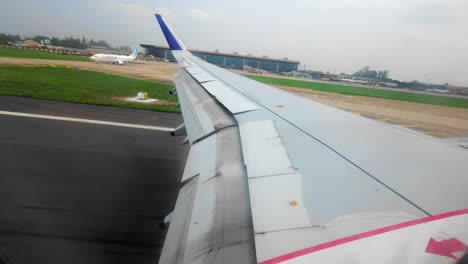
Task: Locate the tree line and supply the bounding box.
[352,66,449,90]
[352,66,389,80]
[0,33,22,44]
[0,33,130,51]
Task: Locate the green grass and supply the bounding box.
[0,47,91,61]
[247,75,468,109]
[0,65,180,112]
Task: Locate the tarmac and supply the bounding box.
[0,96,188,264]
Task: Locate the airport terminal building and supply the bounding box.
[140,44,300,72]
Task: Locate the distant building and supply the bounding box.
[40,39,51,46]
[140,44,300,72]
[87,47,128,56]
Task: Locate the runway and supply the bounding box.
[0,96,188,264]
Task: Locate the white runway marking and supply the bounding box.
[0,110,174,132]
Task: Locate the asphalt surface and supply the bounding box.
[0,96,183,128]
[0,96,188,264]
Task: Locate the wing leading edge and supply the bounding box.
[155,14,468,264]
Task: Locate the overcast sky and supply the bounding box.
[1,0,467,85]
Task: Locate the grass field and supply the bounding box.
[248,75,468,109]
[0,47,91,62]
[0,65,179,112]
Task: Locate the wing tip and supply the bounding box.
[154,13,186,51]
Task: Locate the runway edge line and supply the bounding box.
[0,110,174,132]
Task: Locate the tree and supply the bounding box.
[118,45,131,51]
[88,39,111,49]
[0,33,22,44]
[367,70,377,79]
[0,32,132,51]
[377,70,389,80]
[354,66,389,80]
[352,66,370,77]
[81,36,87,49]
[31,35,49,44]
[55,36,88,49]
[50,37,61,46]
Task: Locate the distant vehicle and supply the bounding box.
[90,47,139,65]
[155,57,170,62]
[244,65,265,74]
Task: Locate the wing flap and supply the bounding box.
[185,66,205,75]
[158,177,198,264]
[191,72,216,83]
[181,134,217,182]
[239,120,296,178]
[174,70,214,142]
[249,173,311,233]
[184,64,259,115]
[201,81,259,114]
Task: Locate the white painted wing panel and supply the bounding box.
[184,57,197,66]
[185,66,204,75]
[181,134,217,182]
[254,227,329,263]
[182,179,216,263]
[191,72,216,83]
[239,120,314,259]
[170,50,193,67]
[249,173,312,233]
[195,58,468,215]
[239,120,296,178]
[201,81,259,114]
[254,212,418,262]
[276,212,468,264]
[176,74,217,139]
[174,71,204,142]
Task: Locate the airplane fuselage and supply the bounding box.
[90,54,136,65]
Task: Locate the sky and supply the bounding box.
[1,0,467,85]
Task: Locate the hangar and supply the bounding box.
[140,44,300,72]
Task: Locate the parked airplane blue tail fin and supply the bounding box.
[131,47,139,57]
[155,14,187,51]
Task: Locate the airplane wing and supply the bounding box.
[154,14,468,264]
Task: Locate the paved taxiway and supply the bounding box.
[0,96,188,264]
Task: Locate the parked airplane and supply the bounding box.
[90,47,139,65]
[427,88,450,94]
[155,14,468,264]
[341,78,369,85]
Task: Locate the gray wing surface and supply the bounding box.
[155,14,468,264]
